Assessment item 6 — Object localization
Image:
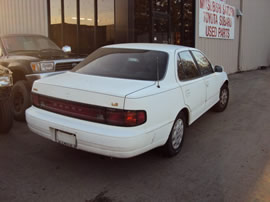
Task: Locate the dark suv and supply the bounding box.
[0,34,84,121]
[0,66,13,133]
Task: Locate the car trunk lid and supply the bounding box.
[32,71,155,109]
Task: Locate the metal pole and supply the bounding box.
[237,0,243,72]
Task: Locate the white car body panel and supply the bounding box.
[32,71,155,109]
[179,78,206,124]
[27,106,172,158]
[26,43,228,158]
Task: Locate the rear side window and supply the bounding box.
[178,51,200,81]
[73,48,168,81]
[192,51,213,75]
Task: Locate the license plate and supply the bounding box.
[56,130,76,148]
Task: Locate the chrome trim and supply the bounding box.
[31,58,84,72]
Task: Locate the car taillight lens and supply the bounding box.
[32,93,146,127]
[32,93,40,107]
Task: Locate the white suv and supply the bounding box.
[26,44,229,158]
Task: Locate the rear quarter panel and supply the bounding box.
[124,83,186,145]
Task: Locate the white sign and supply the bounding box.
[199,0,235,40]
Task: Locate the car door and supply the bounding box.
[177,51,206,123]
[191,51,220,109]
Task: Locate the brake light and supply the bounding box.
[125,111,137,126]
[106,109,124,126]
[32,93,40,107]
[31,93,146,127]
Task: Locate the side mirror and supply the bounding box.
[215,65,223,72]
[62,45,72,53]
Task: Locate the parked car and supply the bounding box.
[0,65,13,134]
[26,43,229,158]
[0,34,84,121]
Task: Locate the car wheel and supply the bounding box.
[163,112,186,157]
[213,84,229,112]
[11,80,31,121]
[0,98,13,134]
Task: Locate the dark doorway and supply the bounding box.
[133,0,195,47]
[152,15,169,43]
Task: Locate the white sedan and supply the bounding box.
[26,43,229,158]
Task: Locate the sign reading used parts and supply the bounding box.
[199,0,235,40]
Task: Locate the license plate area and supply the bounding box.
[56,130,77,148]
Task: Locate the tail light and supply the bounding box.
[32,93,146,127]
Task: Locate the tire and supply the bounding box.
[11,80,31,121]
[0,98,13,134]
[163,112,186,157]
[213,84,229,112]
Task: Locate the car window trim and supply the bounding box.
[190,50,214,76]
[177,50,202,82]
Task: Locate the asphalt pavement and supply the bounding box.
[1,68,270,202]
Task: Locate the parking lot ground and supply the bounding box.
[1,68,270,202]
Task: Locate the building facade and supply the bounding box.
[0,0,269,74]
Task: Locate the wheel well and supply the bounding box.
[224,80,229,87]
[180,108,189,127]
[12,70,26,83]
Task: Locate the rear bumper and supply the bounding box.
[26,106,163,158]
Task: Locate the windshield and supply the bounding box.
[73,48,168,81]
[2,35,61,53]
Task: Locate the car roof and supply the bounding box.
[104,43,196,52]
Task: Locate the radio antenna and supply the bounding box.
[156,56,160,88]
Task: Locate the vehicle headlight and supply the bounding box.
[31,62,55,72]
[0,76,12,87]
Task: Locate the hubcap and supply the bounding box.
[171,119,184,150]
[220,89,228,106]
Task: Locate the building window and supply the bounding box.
[171,0,182,45]
[64,0,78,52]
[48,0,115,55]
[134,0,150,42]
[133,0,195,46]
[182,0,195,47]
[49,0,62,48]
[152,0,168,13]
[79,0,95,53]
[97,0,115,47]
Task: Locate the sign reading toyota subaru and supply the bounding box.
[199,0,235,40]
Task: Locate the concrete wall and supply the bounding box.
[0,0,48,37]
[195,0,270,74]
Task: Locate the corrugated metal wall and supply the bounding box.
[195,0,270,74]
[0,0,48,36]
[240,0,270,71]
[195,0,241,74]
[0,0,269,73]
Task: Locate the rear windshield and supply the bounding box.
[72,48,168,81]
